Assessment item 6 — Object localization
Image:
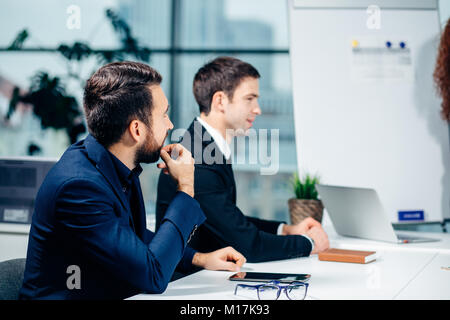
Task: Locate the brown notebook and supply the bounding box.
[318,248,377,264]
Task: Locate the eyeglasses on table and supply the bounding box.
[234,280,309,300]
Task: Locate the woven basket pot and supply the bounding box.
[288,198,324,224]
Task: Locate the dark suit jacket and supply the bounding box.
[156,120,312,263]
[20,134,205,300]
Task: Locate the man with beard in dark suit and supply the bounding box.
[20,61,245,300]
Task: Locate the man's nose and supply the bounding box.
[254,103,262,116]
[168,118,174,130]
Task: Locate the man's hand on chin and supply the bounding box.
[192,247,247,272]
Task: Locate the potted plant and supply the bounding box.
[288,173,324,224]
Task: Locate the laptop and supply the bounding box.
[315,184,438,244]
[0,157,56,233]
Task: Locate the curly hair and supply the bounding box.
[434,18,450,122]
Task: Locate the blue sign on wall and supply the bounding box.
[398,210,425,221]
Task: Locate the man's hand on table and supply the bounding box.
[192,246,247,272]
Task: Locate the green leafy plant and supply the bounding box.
[290,173,320,200]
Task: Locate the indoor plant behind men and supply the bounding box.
[156,57,329,263]
[20,61,245,300]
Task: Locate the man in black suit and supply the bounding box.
[156,57,329,263]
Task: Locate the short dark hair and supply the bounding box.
[83,61,162,147]
[193,56,260,115]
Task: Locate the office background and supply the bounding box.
[0,0,449,231]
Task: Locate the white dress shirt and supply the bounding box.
[196,117,231,159]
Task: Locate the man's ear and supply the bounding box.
[127,120,144,143]
[211,91,228,113]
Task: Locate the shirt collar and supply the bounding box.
[108,151,143,186]
[196,116,231,159]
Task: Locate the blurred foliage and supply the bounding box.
[22,72,84,143]
[7,29,28,50]
[4,8,151,155]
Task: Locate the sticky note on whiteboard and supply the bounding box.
[350,36,414,81]
[398,210,424,221]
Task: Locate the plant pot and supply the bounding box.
[288,198,324,224]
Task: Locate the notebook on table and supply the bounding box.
[318,248,377,264]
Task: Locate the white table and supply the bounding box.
[129,230,450,300]
[2,224,449,300]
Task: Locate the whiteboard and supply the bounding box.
[288,0,450,222]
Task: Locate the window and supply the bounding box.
[0,0,296,221]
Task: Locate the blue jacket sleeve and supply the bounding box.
[193,168,312,262]
[55,179,205,294]
[144,230,198,273]
[177,246,197,272]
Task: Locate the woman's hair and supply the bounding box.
[433,18,450,122]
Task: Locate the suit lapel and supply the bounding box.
[186,120,237,202]
[225,163,237,202]
[83,135,133,222]
[186,119,229,166]
[133,178,147,239]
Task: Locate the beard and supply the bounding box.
[134,130,166,165]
